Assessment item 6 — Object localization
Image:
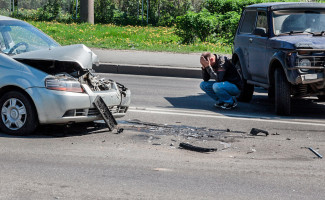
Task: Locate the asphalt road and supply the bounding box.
[1,74,325,200]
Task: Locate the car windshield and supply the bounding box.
[273,10,325,35]
[0,20,59,55]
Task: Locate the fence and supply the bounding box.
[0,0,76,16]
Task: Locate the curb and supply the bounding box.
[93,63,202,79]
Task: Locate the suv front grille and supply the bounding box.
[295,50,325,72]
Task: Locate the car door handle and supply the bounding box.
[249,38,253,43]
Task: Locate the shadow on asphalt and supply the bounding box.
[164,89,325,119]
[0,122,110,138]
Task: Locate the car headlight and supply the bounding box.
[45,78,84,93]
[298,59,311,72]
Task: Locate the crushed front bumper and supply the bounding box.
[26,82,131,124]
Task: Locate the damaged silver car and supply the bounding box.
[0,16,131,135]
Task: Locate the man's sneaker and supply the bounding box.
[215,97,238,109]
[232,97,238,108]
[220,102,234,109]
[214,102,224,108]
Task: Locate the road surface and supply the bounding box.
[0,74,324,200]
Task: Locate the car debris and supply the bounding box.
[307,147,323,159]
[93,96,117,131]
[250,128,269,136]
[116,128,124,134]
[179,142,217,153]
[247,148,257,154]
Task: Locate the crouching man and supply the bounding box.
[200,52,242,109]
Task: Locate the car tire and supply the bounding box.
[0,91,38,135]
[235,61,254,102]
[275,68,291,115]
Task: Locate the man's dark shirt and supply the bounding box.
[202,54,242,89]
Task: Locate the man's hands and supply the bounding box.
[200,56,210,69]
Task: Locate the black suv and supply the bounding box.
[233,2,325,115]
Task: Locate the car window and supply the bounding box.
[273,10,325,35]
[0,33,5,51]
[239,10,257,34]
[0,20,59,55]
[10,26,48,48]
[256,11,268,34]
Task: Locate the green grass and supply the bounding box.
[29,21,232,54]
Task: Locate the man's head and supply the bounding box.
[201,52,216,66]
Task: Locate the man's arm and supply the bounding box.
[200,56,218,81]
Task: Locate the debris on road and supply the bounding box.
[307,147,323,159]
[220,142,231,150]
[247,148,257,154]
[179,142,217,153]
[250,128,269,136]
[116,128,124,134]
[123,120,245,141]
[93,96,118,131]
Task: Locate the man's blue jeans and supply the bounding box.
[200,81,240,104]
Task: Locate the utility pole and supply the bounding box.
[80,0,94,24]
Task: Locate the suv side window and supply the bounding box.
[256,11,268,34]
[239,10,257,33]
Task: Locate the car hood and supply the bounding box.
[269,35,325,50]
[12,44,99,70]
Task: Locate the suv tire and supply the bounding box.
[275,68,291,115]
[317,95,325,101]
[235,61,254,102]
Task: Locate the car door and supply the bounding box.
[248,10,269,83]
[234,9,257,80]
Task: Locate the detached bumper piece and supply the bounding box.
[93,96,117,131]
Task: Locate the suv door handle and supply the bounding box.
[249,38,253,43]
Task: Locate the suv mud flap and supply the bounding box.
[93,96,117,131]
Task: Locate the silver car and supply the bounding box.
[0,16,131,135]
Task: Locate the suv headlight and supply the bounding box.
[298,59,311,72]
[45,78,84,93]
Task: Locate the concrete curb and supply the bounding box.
[94,63,202,79]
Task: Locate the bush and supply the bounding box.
[175,9,218,44]
[175,11,197,44]
[175,0,291,45]
[95,0,115,24]
[215,11,241,43]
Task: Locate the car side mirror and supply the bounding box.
[254,28,267,37]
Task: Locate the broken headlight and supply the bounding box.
[45,78,84,93]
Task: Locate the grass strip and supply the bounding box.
[30,21,231,54]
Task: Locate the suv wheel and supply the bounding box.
[275,68,291,115]
[235,61,254,102]
[0,91,38,135]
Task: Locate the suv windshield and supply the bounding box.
[273,10,325,35]
[0,20,59,55]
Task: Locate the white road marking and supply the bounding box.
[128,107,325,127]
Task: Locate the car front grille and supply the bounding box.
[63,106,127,118]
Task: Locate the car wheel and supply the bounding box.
[235,61,254,102]
[275,68,291,115]
[0,91,38,135]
